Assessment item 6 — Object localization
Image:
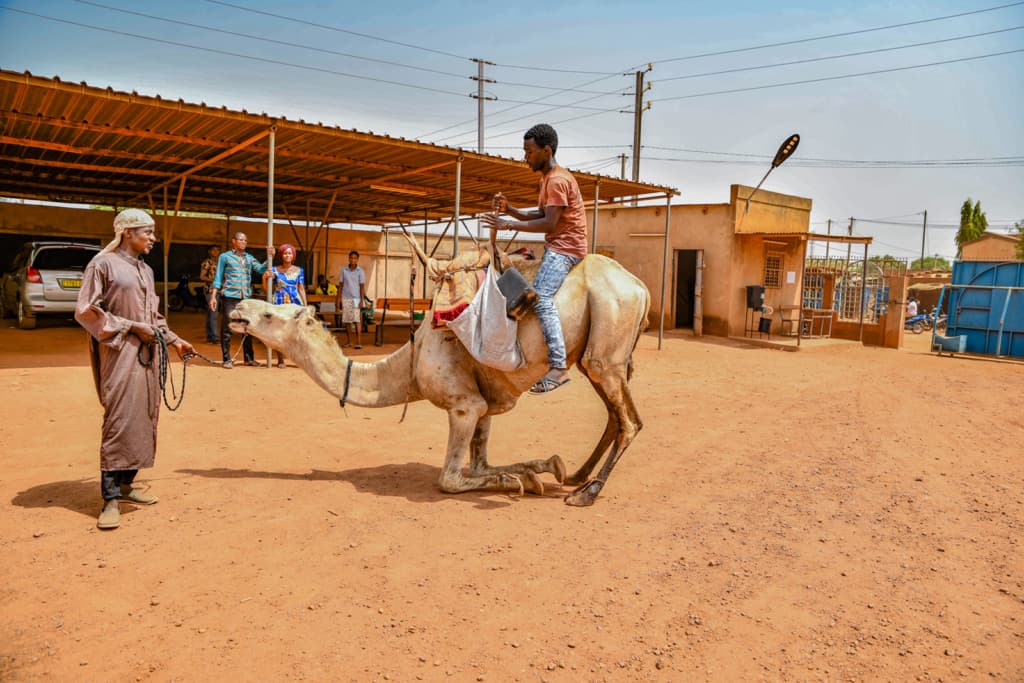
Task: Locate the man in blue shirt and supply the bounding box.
[336,250,367,349]
[210,231,273,367]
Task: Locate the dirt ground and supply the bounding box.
[1,311,1021,682]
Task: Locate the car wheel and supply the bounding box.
[17,299,37,330]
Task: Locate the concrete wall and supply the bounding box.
[593,185,812,338]
[593,202,736,335]
[960,234,1021,262]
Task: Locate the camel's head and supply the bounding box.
[228,299,320,349]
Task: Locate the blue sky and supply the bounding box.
[1,0,1022,260]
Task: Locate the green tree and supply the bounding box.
[1015,221,1024,260]
[910,255,951,270]
[955,198,987,255]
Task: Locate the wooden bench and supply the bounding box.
[306,294,342,329]
[779,305,801,337]
[373,297,433,346]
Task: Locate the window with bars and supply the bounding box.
[763,251,783,288]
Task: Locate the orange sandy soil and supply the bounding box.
[1,311,1021,682]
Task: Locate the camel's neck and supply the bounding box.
[290,330,419,408]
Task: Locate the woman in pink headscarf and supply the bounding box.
[263,243,306,368]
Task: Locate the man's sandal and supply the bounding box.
[121,488,159,505]
[529,376,571,395]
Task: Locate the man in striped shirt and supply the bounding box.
[210,231,274,368]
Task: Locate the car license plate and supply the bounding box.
[59,278,82,289]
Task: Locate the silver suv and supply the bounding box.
[0,241,100,329]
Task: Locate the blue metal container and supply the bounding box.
[942,261,1024,358]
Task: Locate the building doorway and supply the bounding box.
[675,249,703,333]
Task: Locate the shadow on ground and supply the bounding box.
[176,462,566,509]
[11,478,99,517]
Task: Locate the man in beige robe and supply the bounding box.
[75,209,194,530]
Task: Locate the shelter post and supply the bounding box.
[453,155,462,257]
[423,210,429,298]
[265,126,276,366]
[797,237,808,348]
[858,240,868,342]
[658,193,671,350]
[591,179,601,254]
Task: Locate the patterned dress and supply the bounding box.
[271,266,305,305]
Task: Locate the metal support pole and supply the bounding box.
[797,237,808,347]
[824,218,831,260]
[658,193,671,350]
[858,241,868,342]
[265,126,276,366]
[453,156,462,258]
[423,210,429,299]
[591,180,600,254]
[919,209,928,266]
[620,153,627,180]
[161,185,168,318]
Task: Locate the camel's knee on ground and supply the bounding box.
[438,471,465,493]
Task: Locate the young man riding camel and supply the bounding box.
[481,123,588,394]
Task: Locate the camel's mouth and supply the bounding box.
[228,310,250,334]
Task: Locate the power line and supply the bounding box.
[650,48,1024,103]
[71,0,470,80]
[655,25,1024,83]
[643,146,1024,165]
[643,156,1024,168]
[1,6,474,99]
[419,77,630,141]
[203,0,469,61]
[649,1,1024,66]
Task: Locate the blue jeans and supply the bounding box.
[533,250,581,370]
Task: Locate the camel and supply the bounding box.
[228,243,649,506]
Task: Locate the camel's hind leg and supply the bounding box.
[467,416,565,495]
[563,374,618,486]
[564,360,643,507]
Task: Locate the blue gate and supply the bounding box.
[941,261,1024,358]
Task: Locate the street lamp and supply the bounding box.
[745,133,800,214]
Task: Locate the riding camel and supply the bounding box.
[228,240,649,506]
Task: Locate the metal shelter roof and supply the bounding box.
[0,69,676,225]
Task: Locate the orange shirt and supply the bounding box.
[538,167,588,259]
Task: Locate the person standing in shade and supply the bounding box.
[75,208,194,530]
[209,231,273,367]
[263,243,307,368]
[480,123,587,394]
[199,244,221,343]
[336,250,367,349]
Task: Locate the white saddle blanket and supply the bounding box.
[446,264,526,372]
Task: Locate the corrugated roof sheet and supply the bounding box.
[0,69,676,226]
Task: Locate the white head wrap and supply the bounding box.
[100,208,155,255]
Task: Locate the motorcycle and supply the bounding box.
[904,311,929,334]
[168,274,208,312]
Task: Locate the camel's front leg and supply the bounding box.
[438,404,529,495]
[466,416,565,495]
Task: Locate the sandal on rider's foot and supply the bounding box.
[529,376,570,395]
[276,362,286,368]
[245,360,264,367]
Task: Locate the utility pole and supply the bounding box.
[620,153,627,180]
[630,65,652,184]
[825,218,832,260]
[470,58,495,154]
[919,209,928,267]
